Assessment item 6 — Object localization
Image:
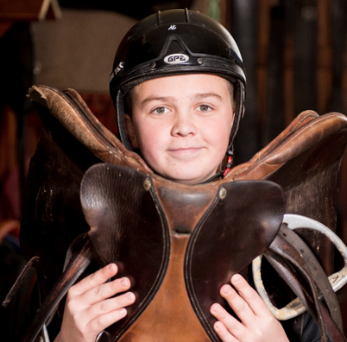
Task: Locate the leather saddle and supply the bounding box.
[9,86,347,341]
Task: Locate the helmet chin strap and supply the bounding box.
[116,90,133,151]
[222,149,234,177]
[201,80,245,183]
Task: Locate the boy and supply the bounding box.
[53,9,318,342]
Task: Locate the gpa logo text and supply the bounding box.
[164,54,189,64]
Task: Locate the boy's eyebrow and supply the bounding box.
[195,92,223,100]
[141,96,175,105]
[141,93,223,105]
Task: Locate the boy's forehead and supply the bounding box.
[130,74,234,107]
[133,74,231,94]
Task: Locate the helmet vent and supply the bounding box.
[157,10,162,26]
[184,8,190,23]
[166,39,188,55]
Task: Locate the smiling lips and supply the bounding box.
[168,147,204,157]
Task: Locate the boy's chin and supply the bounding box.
[160,170,217,185]
[145,159,218,185]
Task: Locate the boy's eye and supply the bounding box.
[197,104,212,112]
[153,107,168,114]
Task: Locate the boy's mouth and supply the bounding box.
[168,147,204,157]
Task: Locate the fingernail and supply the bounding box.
[221,285,231,295]
[231,274,241,283]
[107,263,116,272]
[119,308,127,317]
[210,303,220,313]
[126,292,135,301]
[120,277,130,287]
[214,321,223,331]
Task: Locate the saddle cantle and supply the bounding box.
[12,85,347,341]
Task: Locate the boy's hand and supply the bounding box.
[210,274,289,342]
[54,263,135,342]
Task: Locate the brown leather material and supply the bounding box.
[81,164,171,340]
[1,256,39,308]
[20,99,100,292]
[118,179,217,342]
[22,236,92,342]
[227,110,347,274]
[80,163,286,341]
[119,235,209,342]
[21,86,150,298]
[184,181,285,340]
[29,86,151,172]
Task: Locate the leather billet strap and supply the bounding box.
[264,226,346,342]
[1,255,39,308]
[80,163,286,342]
[253,214,347,321]
[20,236,92,342]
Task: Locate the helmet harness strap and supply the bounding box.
[116,89,133,151]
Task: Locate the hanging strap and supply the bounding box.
[264,226,346,342]
[21,238,92,342]
[1,256,39,308]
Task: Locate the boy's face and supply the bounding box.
[124,74,235,184]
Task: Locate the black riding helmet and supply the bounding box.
[109,8,246,177]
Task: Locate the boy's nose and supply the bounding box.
[171,112,197,137]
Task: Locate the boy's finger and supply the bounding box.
[210,303,244,338]
[88,307,128,335]
[230,274,271,317]
[213,321,238,342]
[68,263,119,297]
[77,276,132,307]
[219,282,254,324]
[87,291,136,319]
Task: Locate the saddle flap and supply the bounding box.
[80,163,170,340]
[185,180,285,340]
